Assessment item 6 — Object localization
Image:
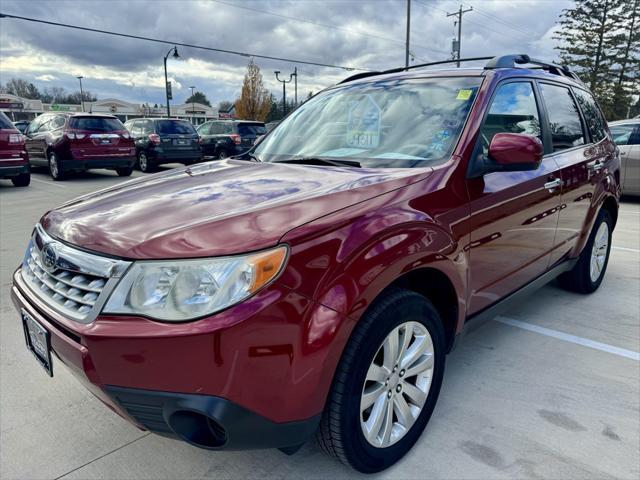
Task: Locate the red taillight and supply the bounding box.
[149,133,161,144]
[9,133,25,145]
[230,133,241,145]
[65,131,86,140]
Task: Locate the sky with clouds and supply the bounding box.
[0,0,571,107]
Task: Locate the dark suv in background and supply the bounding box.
[197,120,266,159]
[0,111,30,187]
[24,113,135,180]
[124,118,202,172]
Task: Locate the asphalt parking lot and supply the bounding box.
[1,167,638,480]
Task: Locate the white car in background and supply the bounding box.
[609,119,640,196]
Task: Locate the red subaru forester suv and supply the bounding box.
[11,55,620,472]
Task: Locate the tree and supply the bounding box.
[4,78,41,99]
[554,0,639,119]
[234,59,271,121]
[185,91,211,106]
[610,0,640,119]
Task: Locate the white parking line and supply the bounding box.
[612,246,640,253]
[495,316,640,361]
[31,177,65,188]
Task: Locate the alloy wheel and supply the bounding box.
[49,154,59,178]
[360,321,434,448]
[139,153,148,171]
[590,221,609,282]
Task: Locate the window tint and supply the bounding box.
[37,117,52,133]
[69,116,124,132]
[609,124,636,146]
[237,123,266,136]
[481,82,541,154]
[573,88,607,143]
[26,116,43,135]
[156,120,196,135]
[539,83,585,152]
[196,123,211,135]
[0,111,14,129]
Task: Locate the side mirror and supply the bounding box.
[487,132,543,172]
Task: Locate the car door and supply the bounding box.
[25,115,52,165]
[542,84,611,267]
[466,80,562,314]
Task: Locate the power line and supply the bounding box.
[465,2,539,38]
[211,0,450,57]
[0,12,369,71]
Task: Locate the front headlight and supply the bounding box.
[103,246,288,321]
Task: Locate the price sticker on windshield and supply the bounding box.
[346,95,381,149]
[456,89,473,100]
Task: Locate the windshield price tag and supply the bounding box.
[346,95,381,149]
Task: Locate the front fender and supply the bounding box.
[279,179,468,343]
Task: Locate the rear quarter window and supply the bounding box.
[573,88,607,143]
[70,117,125,132]
[0,111,15,129]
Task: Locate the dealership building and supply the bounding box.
[0,93,219,125]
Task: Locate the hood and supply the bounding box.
[42,160,432,259]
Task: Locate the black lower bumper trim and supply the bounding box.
[105,385,320,451]
[0,164,29,177]
[64,158,136,170]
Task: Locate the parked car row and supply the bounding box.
[0,111,30,187]
[1,113,266,182]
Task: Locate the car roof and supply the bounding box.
[208,119,264,124]
[47,112,119,119]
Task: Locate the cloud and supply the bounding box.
[0,0,570,105]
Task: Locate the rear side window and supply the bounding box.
[51,115,66,130]
[481,81,542,155]
[539,83,585,152]
[0,111,14,129]
[573,88,607,143]
[609,124,638,146]
[156,120,196,135]
[196,123,211,135]
[237,123,267,136]
[70,117,124,132]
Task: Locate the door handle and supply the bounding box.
[544,178,562,191]
[620,151,628,156]
[587,160,604,171]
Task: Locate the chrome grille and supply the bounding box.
[20,225,131,323]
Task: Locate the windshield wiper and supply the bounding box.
[275,157,361,168]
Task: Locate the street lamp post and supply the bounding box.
[189,86,195,125]
[274,70,294,118]
[77,76,85,112]
[163,46,180,117]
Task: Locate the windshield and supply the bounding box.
[69,116,124,132]
[255,77,482,168]
[156,120,197,135]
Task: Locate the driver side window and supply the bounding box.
[481,82,542,157]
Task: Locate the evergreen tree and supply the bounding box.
[554,0,639,119]
[185,91,211,106]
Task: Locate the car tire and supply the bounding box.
[138,152,155,173]
[11,172,30,187]
[116,167,133,177]
[216,150,228,160]
[558,208,613,294]
[317,288,446,473]
[48,152,66,181]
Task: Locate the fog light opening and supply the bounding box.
[168,410,227,448]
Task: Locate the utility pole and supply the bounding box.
[77,76,85,112]
[405,0,411,68]
[447,5,473,67]
[189,86,195,125]
[293,67,298,106]
[274,70,294,117]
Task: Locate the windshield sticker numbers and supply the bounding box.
[346,95,381,149]
[456,89,473,101]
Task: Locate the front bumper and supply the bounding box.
[0,163,29,178]
[11,268,344,450]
